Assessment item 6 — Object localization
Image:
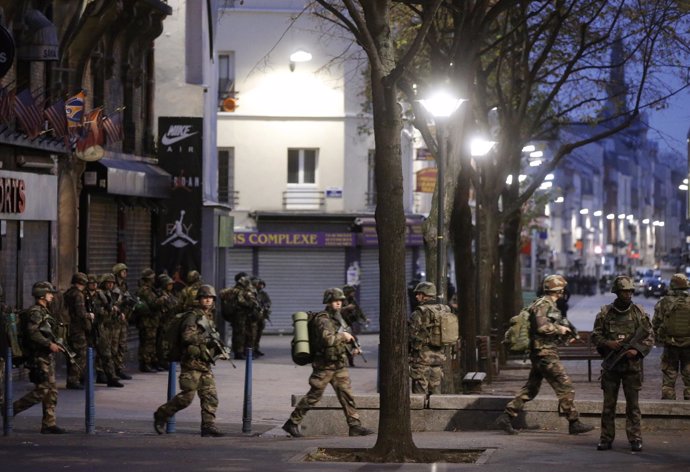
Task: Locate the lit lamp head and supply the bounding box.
[470,138,497,157]
[419,91,466,118]
[289,49,312,72]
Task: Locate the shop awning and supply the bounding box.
[83,157,171,199]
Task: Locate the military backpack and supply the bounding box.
[419,304,459,347]
[161,311,193,362]
[663,296,690,338]
[502,305,534,354]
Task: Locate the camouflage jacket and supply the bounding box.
[530,296,566,355]
[408,301,447,366]
[341,299,367,326]
[24,304,56,357]
[310,308,349,368]
[592,301,654,371]
[180,308,217,371]
[652,290,690,347]
[63,285,90,332]
[220,283,260,320]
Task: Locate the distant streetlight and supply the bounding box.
[420,92,466,303]
[289,49,312,71]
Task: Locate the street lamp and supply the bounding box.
[420,92,466,302]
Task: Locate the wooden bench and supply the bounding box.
[557,330,600,382]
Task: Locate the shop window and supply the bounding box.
[218,147,235,204]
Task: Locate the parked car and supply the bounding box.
[635,269,660,295]
[644,279,668,298]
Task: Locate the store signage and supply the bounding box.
[0,25,15,78]
[0,170,57,220]
[234,231,355,248]
[415,167,437,193]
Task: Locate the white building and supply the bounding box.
[216,1,425,333]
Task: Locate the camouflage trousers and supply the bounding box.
[289,365,361,427]
[409,362,443,395]
[138,320,160,366]
[156,365,218,429]
[660,345,690,400]
[505,352,579,421]
[600,367,642,442]
[230,312,247,356]
[112,320,128,373]
[96,323,118,381]
[67,329,89,385]
[14,355,58,428]
[254,318,266,351]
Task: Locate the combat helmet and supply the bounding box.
[141,268,156,280]
[611,275,635,293]
[112,263,128,275]
[322,287,347,304]
[670,273,690,290]
[32,281,57,299]
[187,270,201,284]
[196,284,217,299]
[71,272,88,285]
[100,273,116,284]
[234,271,248,283]
[157,274,174,287]
[543,274,567,292]
[342,285,357,295]
[413,281,437,297]
[87,274,99,284]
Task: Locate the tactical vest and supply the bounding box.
[665,295,690,338]
[309,311,347,363]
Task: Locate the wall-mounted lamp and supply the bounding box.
[289,49,312,72]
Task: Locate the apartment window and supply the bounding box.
[288,149,317,185]
[218,52,236,109]
[218,148,235,204]
[366,149,377,206]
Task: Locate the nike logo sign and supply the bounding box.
[161,131,198,146]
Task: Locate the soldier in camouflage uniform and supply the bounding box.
[282,288,374,438]
[92,274,124,387]
[496,275,593,435]
[63,272,94,389]
[652,273,690,401]
[136,268,162,373]
[153,285,225,437]
[408,282,448,396]
[111,263,133,380]
[0,285,13,411]
[220,272,260,360]
[178,270,203,311]
[592,275,653,452]
[341,285,369,334]
[251,277,271,357]
[13,282,66,434]
[155,274,179,368]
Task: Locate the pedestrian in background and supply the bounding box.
[652,273,690,400]
[592,275,653,452]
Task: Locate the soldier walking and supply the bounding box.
[13,282,66,434]
[252,277,271,357]
[496,275,594,435]
[652,273,690,400]
[592,275,653,452]
[220,272,260,360]
[153,285,225,437]
[282,288,374,438]
[111,263,133,380]
[63,272,94,389]
[408,282,448,397]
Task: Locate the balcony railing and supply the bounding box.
[283,188,325,210]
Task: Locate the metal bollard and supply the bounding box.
[242,348,252,433]
[166,362,177,433]
[85,347,95,434]
[3,347,13,436]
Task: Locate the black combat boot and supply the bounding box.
[139,363,155,373]
[107,378,125,388]
[116,371,132,380]
[597,440,612,450]
[349,425,375,436]
[153,411,166,435]
[96,372,108,384]
[568,419,594,435]
[495,413,518,435]
[201,425,224,437]
[282,419,303,437]
[630,440,642,452]
[41,425,67,434]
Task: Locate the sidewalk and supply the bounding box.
[3,292,689,470]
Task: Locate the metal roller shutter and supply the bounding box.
[20,221,51,308]
[258,248,345,334]
[358,248,380,332]
[86,196,118,276]
[225,248,253,289]
[0,221,19,308]
[123,206,152,285]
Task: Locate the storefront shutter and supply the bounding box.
[86,196,118,277]
[0,221,19,308]
[20,221,51,308]
[225,247,253,289]
[123,206,152,286]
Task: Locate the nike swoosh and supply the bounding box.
[161,131,198,146]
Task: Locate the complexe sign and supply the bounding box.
[234,231,356,248]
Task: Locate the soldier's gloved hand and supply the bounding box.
[605,340,620,350]
[557,325,571,335]
[624,348,638,359]
[341,331,354,343]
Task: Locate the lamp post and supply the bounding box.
[420,92,465,303]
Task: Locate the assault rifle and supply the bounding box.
[39,323,79,372]
[557,317,580,342]
[601,325,649,371]
[337,325,367,363]
[197,316,236,368]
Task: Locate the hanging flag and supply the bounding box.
[0,86,15,125]
[102,111,124,144]
[44,99,68,139]
[76,107,104,152]
[65,90,85,129]
[14,88,43,139]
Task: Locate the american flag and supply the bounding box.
[14,89,43,139]
[44,99,68,139]
[0,86,15,125]
[76,108,104,152]
[102,112,124,144]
